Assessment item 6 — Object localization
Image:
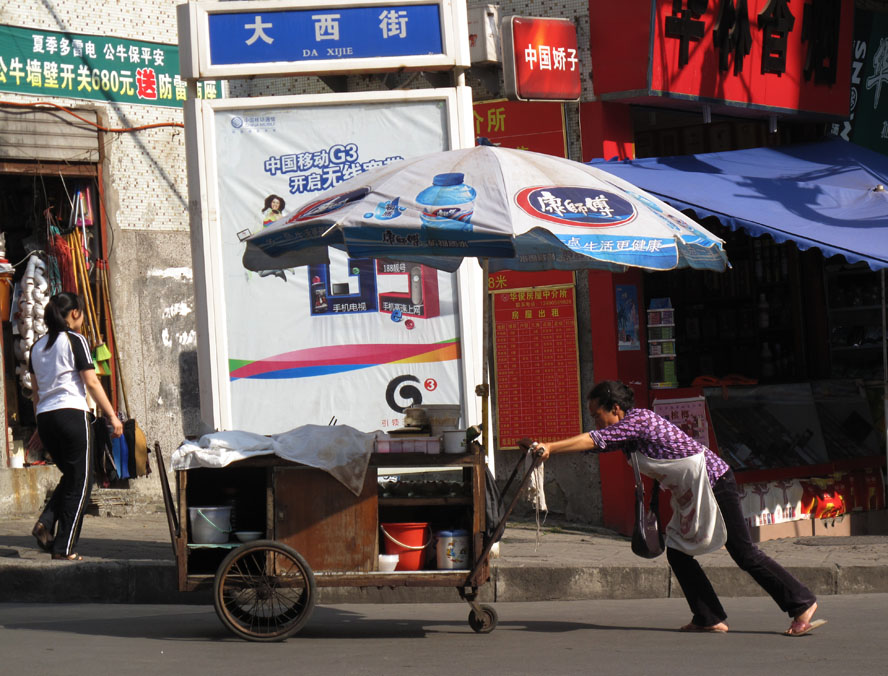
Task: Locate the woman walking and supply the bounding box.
[535,380,826,636]
[29,292,123,560]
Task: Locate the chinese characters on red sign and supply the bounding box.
[653,0,851,115]
[667,0,841,81]
[472,99,568,156]
[491,275,582,448]
[588,0,851,117]
[503,16,581,102]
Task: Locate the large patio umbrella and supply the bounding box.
[243,145,729,275]
[242,146,730,451]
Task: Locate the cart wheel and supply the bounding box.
[213,540,316,642]
[468,604,498,633]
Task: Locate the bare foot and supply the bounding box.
[785,602,827,636]
[795,602,817,626]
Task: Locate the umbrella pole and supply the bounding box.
[481,258,490,455]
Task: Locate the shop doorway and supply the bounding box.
[0,165,117,470]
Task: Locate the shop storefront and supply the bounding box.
[572,0,886,537]
[0,7,214,513]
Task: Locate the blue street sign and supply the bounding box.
[208,5,444,65]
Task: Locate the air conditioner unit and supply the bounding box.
[467,4,501,64]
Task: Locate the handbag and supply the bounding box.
[91,415,119,486]
[124,417,150,477]
[630,452,665,559]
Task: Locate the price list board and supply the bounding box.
[491,281,583,448]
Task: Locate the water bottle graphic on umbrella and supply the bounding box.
[416,173,476,232]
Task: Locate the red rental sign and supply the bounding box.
[503,16,582,102]
[489,270,582,449]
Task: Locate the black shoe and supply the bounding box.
[32,522,54,552]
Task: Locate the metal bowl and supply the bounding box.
[234,531,263,542]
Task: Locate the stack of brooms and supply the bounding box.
[64,227,112,376]
[60,189,147,480]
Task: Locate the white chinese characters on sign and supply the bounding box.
[523,44,577,71]
[535,191,615,218]
[563,236,665,253]
[379,10,409,38]
[314,14,341,41]
[866,37,888,109]
[245,16,274,46]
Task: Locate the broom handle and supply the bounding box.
[77,229,102,343]
[102,264,129,417]
[67,232,94,345]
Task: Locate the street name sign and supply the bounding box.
[178,0,469,79]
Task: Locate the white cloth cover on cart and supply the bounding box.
[171,424,384,496]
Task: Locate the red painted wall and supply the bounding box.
[579,100,635,162]
[588,269,652,535]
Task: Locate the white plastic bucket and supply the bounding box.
[436,529,470,569]
[442,430,466,454]
[189,506,232,544]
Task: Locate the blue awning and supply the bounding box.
[590,138,888,271]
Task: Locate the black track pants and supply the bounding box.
[35,408,93,557]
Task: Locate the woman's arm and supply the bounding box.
[80,369,124,438]
[536,432,598,461]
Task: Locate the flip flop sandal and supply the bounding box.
[785,618,827,636]
[51,553,83,561]
[31,522,54,553]
[680,623,728,633]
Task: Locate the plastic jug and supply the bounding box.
[436,529,470,569]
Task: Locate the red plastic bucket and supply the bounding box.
[380,522,430,571]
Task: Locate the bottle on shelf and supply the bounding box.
[758,293,769,329]
[760,342,774,378]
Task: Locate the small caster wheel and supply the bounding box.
[468,604,498,633]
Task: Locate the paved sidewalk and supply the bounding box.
[2,511,888,605]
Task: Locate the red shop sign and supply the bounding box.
[472,99,568,157]
[588,0,853,117]
[503,16,582,102]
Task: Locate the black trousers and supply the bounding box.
[666,469,816,627]
[35,408,93,557]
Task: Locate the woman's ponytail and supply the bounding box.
[42,292,83,349]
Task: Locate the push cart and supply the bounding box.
[156,438,543,642]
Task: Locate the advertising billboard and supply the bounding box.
[185,88,481,433]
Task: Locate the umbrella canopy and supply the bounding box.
[243,146,729,274]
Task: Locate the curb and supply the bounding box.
[3,559,888,605]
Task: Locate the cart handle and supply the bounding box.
[380,525,431,550]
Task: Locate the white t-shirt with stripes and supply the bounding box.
[29,330,93,415]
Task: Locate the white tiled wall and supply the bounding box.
[2,0,189,231]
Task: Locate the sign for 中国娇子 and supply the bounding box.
[0,24,220,107]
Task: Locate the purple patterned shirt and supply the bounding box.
[589,408,730,487]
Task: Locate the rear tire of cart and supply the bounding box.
[468,604,498,633]
[213,540,317,642]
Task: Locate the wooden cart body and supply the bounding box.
[156,442,499,640]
